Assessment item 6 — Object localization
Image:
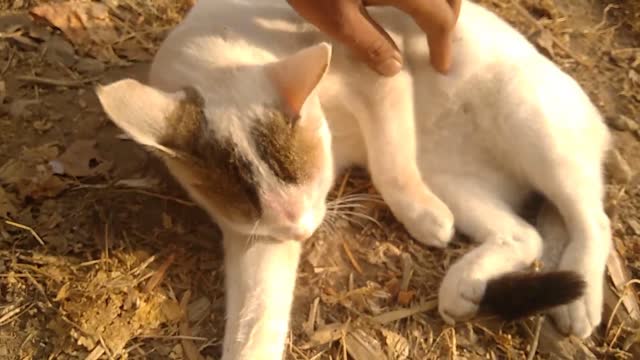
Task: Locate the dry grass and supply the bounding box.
[0,0,639,359]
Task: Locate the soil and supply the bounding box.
[0,0,638,359]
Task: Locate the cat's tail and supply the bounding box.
[478,199,585,321]
[478,270,585,321]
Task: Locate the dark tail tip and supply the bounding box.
[479,271,585,321]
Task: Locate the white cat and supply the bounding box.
[96,0,611,359]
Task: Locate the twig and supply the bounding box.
[607,319,626,354]
[372,299,438,324]
[400,253,414,291]
[118,189,196,207]
[17,75,102,87]
[449,327,457,360]
[1,48,15,75]
[4,220,45,246]
[527,316,544,360]
[0,303,33,326]
[98,335,116,360]
[136,335,208,341]
[424,327,450,359]
[179,290,206,360]
[289,341,311,360]
[72,184,196,207]
[144,253,176,293]
[608,279,640,329]
[85,346,105,360]
[342,241,363,274]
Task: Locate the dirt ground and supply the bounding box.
[0,0,639,359]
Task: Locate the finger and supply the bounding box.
[404,0,458,73]
[426,28,452,73]
[287,0,402,76]
[366,0,459,73]
[448,0,462,22]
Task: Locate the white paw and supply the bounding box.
[438,262,487,324]
[397,200,455,248]
[548,273,603,338]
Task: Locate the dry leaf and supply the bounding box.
[536,30,555,59]
[0,80,6,104]
[607,150,633,184]
[114,177,161,190]
[33,119,53,132]
[115,40,153,61]
[50,140,112,177]
[16,166,68,200]
[373,300,438,324]
[187,297,211,323]
[300,322,348,349]
[397,290,415,306]
[630,69,640,86]
[54,282,71,301]
[9,99,40,120]
[537,321,597,359]
[0,144,69,200]
[162,213,173,230]
[30,1,119,61]
[344,329,386,360]
[382,329,409,360]
[607,249,640,321]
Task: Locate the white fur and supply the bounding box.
[96,0,612,358]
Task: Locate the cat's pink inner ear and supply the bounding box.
[267,42,331,115]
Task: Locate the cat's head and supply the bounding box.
[96,43,334,241]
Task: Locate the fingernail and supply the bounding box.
[376,58,402,76]
[431,56,451,74]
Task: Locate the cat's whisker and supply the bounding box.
[326,203,370,211]
[327,198,380,209]
[327,209,382,229]
[328,193,384,205]
[320,214,340,236]
[247,219,261,247]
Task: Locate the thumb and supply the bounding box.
[287,0,402,76]
[345,5,403,76]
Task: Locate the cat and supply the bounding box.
[96,0,612,359]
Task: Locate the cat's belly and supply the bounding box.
[414,116,531,207]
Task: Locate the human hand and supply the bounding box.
[287,0,461,76]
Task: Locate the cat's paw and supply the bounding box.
[548,243,605,338]
[548,273,603,338]
[438,262,487,324]
[549,299,600,339]
[394,198,454,248]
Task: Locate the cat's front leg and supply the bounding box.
[221,231,301,360]
[355,73,454,247]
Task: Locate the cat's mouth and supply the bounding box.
[244,193,383,242]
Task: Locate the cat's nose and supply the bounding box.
[291,210,316,241]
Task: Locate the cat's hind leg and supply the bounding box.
[527,160,610,338]
[430,176,545,323]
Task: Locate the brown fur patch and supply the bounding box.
[251,109,319,184]
[159,87,261,220]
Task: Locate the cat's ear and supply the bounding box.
[267,42,331,116]
[96,79,184,156]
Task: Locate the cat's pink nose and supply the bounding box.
[291,210,316,241]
